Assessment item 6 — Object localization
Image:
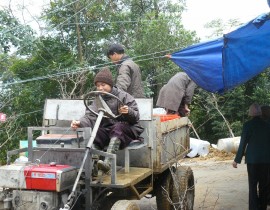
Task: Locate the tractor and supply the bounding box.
[0,91,194,210]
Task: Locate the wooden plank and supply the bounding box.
[91,167,152,188]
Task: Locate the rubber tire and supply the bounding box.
[155,170,175,210]
[91,196,119,210]
[173,166,195,210]
[155,167,195,210]
[111,200,140,210]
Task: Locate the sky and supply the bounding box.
[0,0,50,35]
[0,0,270,39]
[182,0,270,40]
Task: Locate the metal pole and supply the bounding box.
[86,111,104,148]
[60,110,104,210]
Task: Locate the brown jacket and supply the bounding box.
[115,55,145,98]
[156,72,197,112]
[79,87,144,139]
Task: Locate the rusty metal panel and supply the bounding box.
[153,116,190,171]
[32,149,85,168]
[116,119,156,168]
[12,190,60,210]
[116,116,190,171]
[0,165,26,189]
[160,126,189,165]
[43,99,85,121]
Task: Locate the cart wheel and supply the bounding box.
[156,170,175,210]
[111,200,140,210]
[91,194,119,210]
[173,166,195,210]
[155,167,195,210]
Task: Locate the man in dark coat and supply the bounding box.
[156,72,197,116]
[71,67,144,173]
[260,105,270,206]
[107,43,145,98]
[233,103,270,210]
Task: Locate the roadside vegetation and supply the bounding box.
[1,0,270,164]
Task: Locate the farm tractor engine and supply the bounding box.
[0,162,77,210]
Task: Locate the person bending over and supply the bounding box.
[156,72,196,116]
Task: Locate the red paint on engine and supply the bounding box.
[24,164,71,191]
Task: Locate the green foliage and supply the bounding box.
[0,10,35,55]
[1,0,270,164]
[0,37,82,163]
[204,18,242,39]
[124,5,198,100]
[190,69,270,143]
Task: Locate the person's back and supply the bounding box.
[116,56,145,98]
[235,116,270,164]
[233,103,270,210]
[107,43,145,98]
[261,105,270,206]
[156,72,196,116]
[261,105,270,123]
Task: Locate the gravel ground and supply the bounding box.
[2,147,269,210]
[137,148,270,210]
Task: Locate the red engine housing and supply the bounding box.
[24,164,76,192]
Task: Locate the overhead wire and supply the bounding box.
[53,0,96,30]
[0,0,81,35]
[0,1,215,166]
[60,18,173,26]
[0,47,180,88]
[0,0,183,66]
[0,2,197,115]
[0,0,85,64]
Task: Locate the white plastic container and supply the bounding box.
[153,108,166,115]
[187,138,210,158]
[217,137,240,153]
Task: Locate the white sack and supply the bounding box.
[187,138,210,158]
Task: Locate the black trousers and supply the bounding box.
[247,163,270,210]
[93,122,136,149]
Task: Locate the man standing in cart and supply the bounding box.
[156,71,197,117]
[106,43,145,98]
[71,67,144,174]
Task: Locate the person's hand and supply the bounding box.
[165,54,171,58]
[184,104,191,116]
[119,105,129,114]
[71,120,80,130]
[232,161,238,168]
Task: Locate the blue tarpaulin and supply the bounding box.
[171,13,270,94]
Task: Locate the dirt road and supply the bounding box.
[182,159,248,210]
[137,158,250,210]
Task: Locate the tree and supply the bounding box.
[0,9,35,55]
[189,69,270,143]
[204,18,242,39]
[42,0,198,100]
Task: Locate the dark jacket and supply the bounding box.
[79,87,144,139]
[156,72,197,112]
[234,116,270,164]
[115,55,145,98]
